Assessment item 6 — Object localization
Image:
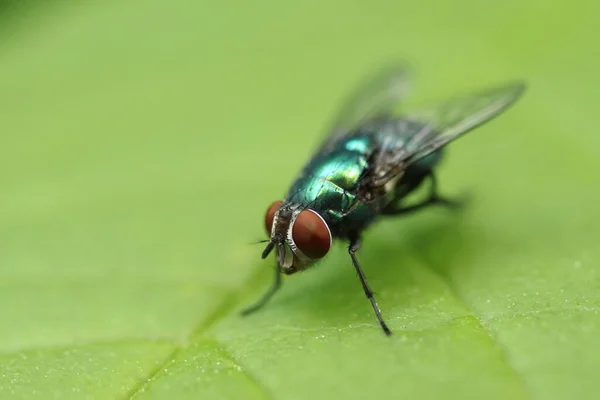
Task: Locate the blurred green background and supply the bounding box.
[1,0,599,399]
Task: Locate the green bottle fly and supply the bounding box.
[243,62,526,335]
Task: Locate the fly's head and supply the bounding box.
[262,200,332,275]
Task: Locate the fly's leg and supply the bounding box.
[382,173,465,216]
[426,173,464,208]
[240,264,282,316]
[348,235,392,336]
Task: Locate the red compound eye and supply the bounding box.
[291,209,331,259]
[264,200,283,235]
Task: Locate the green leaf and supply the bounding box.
[1,1,599,399]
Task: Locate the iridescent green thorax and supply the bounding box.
[285,135,377,237]
[285,124,444,238]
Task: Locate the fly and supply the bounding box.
[241,62,526,335]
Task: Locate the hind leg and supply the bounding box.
[382,173,464,216]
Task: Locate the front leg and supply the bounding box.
[348,235,392,336]
[240,263,282,316]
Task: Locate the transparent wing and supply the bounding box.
[315,61,412,154]
[398,81,526,166]
[367,80,527,187]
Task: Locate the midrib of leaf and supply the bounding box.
[422,263,534,399]
[123,265,274,400]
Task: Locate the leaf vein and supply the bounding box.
[423,265,535,399]
[122,267,274,399]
